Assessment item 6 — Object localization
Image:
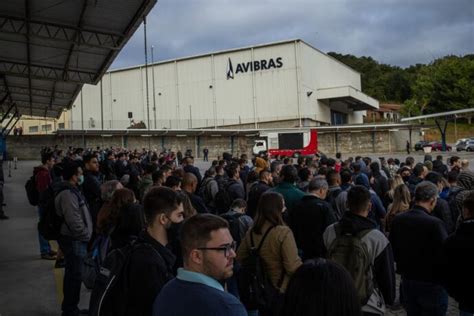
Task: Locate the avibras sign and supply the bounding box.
[226,57,283,79]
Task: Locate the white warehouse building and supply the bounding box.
[70,39,379,130]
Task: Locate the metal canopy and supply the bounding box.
[317,86,379,111]
[0,0,157,119]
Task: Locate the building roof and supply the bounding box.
[380,103,401,111]
[109,38,361,77]
[55,123,423,137]
[0,0,157,119]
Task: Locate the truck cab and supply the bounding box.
[253,140,267,155]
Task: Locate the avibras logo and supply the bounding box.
[226,57,283,80]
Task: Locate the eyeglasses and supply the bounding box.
[197,241,237,258]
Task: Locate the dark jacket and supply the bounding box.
[389,205,448,283]
[101,159,117,181]
[442,219,474,313]
[289,194,336,260]
[183,165,202,186]
[323,212,395,314]
[227,179,245,202]
[246,181,271,219]
[432,198,455,234]
[83,170,102,224]
[114,159,128,179]
[109,203,145,251]
[407,175,423,196]
[185,191,208,214]
[371,173,389,206]
[127,230,176,316]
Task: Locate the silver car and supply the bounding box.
[465,140,474,152]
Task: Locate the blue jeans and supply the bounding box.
[401,278,448,316]
[38,207,51,255]
[58,236,88,316]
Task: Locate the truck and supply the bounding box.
[252,129,318,157]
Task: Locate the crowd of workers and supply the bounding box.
[25,145,473,316]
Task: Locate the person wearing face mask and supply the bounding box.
[389,181,449,316]
[55,162,93,316]
[123,186,184,316]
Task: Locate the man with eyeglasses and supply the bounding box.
[153,214,246,316]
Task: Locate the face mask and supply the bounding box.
[167,221,183,241]
[78,175,84,186]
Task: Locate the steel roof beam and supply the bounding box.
[0,102,15,124]
[0,60,96,83]
[25,0,33,116]
[0,84,71,100]
[0,75,13,106]
[4,115,21,136]
[0,15,123,50]
[13,100,65,109]
[2,110,19,135]
[96,0,154,84]
[54,0,89,111]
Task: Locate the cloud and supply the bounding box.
[111,0,474,69]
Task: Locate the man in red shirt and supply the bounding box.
[35,152,56,260]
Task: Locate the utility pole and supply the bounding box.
[151,45,157,129]
[143,16,150,130]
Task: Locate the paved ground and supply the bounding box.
[1,151,472,315]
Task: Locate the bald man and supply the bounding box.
[182,173,208,214]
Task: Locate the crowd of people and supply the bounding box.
[29,145,473,316]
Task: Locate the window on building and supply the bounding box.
[41,124,52,132]
[58,123,65,129]
[29,126,38,133]
[331,110,347,125]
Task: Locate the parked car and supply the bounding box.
[429,141,452,151]
[456,140,468,151]
[415,140,430,151]
[455,137,474,146]
[465,140,474,152]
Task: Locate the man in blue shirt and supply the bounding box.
[153,214,247,316]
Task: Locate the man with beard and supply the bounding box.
[110,187,184,316]
[152,214,246,316]
[83,154,102,226]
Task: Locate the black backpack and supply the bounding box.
[25,175,39,206]
[89,241,169,316]
[214,180,232,214]
[238,226,283,313]
[221,212,244,246]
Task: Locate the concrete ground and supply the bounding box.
[1,150,472,315]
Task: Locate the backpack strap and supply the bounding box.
[250,226,275,251]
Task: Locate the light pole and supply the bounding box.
[151,45,157,129]
[143,17,150,131]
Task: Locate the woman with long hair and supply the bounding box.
[385,184,411,234]
[96,188,136,233]
[237,191,302,315]
[386,175,405,205]
[281,259,361,316]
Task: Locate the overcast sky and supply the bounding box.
[111,0,473,70]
